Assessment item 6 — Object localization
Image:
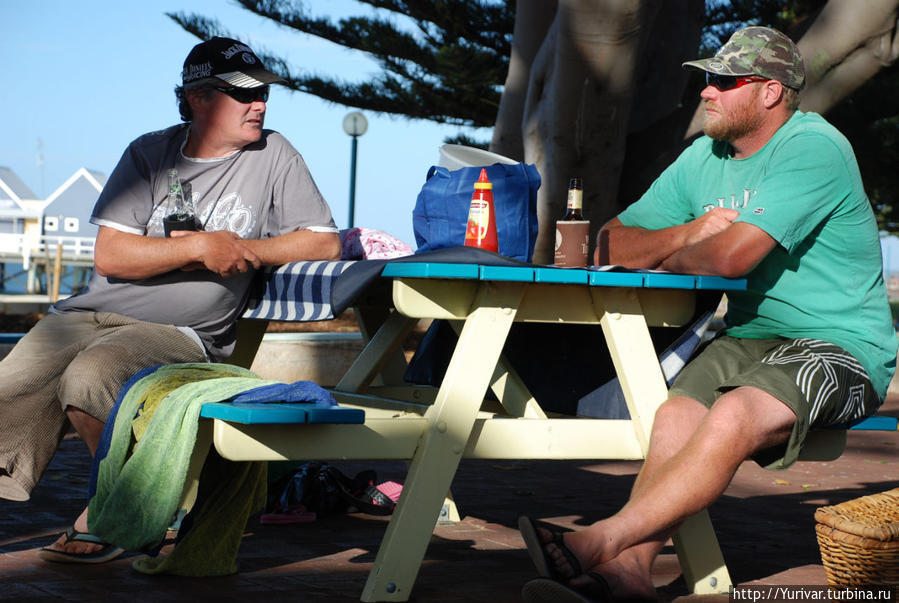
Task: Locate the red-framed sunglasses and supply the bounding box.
[706,74,768,91]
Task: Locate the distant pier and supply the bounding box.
[0,233,93,303]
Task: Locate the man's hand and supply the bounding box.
[171,230,261,278]
[682,208,740,247]
[94,225,338,281]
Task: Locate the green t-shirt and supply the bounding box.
[619,111,897,398]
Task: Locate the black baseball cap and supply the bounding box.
[181,36,286,88]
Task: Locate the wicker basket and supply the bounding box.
[815,488,899,589]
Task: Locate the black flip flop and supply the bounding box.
[38,526,125,564]
[518,515,583,580]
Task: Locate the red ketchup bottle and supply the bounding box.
[463,168,498,252]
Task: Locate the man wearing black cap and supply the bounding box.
[519,26,896,602]
[0,37,340,561]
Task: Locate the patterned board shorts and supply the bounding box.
[668,335,879,469]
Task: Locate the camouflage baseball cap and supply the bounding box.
[683,26,805,90]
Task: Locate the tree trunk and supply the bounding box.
[797,0,898,113]
[491,0,558,161]
[526,1,660,263]
[513,0,703,263]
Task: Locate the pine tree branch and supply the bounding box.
[167,1,510,127]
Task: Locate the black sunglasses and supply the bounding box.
[705,73,768,91]
[214,85,270,104]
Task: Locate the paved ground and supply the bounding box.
[1,397,897,602]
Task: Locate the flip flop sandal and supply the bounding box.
[518,515,583,580]
[38,526,125,564]
[521,572,614,603]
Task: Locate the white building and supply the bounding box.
[0,167,104,293]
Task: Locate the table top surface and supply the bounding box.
[381,262,747,291]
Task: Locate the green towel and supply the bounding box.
[131,447,266,577]
[89,363,276,575]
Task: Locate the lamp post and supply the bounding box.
[342,111,368,229]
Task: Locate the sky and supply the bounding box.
[0,0,483,248]
[3,1,899,273]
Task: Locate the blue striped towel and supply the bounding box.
[242,260,357,321]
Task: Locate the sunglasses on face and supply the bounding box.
[705,73,768,91]
[214,85,270,104]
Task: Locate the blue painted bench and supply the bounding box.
[197,396,895,432]
[837,415,898,431]
[199,401,364,425]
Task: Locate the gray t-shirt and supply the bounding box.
[54,124,337,360]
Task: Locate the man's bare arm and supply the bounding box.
[660,221,777,277]
[95,226,341,281]
[595,208,740,268]
[240,230,341,266]
[596,217,689,268]
[94,226,262,280]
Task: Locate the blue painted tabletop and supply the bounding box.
[381,262,747,291]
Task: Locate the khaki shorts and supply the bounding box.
[0,311,207,500]
[669,335,879,469]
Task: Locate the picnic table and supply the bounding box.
[189,247,749,601]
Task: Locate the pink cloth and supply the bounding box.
[340,227,414,260]
[376,481,403,503]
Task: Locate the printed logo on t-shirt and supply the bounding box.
[202,192,257,236]
[148,190,257,238]
[703,188,758,212]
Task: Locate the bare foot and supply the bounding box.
[44,506,103,555]
[573,552,658,602]
[541,524,621,579]
[535,526,604,580]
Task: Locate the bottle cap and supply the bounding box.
[474,168,492,190]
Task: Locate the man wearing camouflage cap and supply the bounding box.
[520,26,896,602]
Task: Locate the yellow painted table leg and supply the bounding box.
[335,311,418,393]
[361,283,523,602]
[597,287,732,595]
[674,511,733,594]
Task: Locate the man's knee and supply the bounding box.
[654,395,707,427]
[57,347,130,418]
[706,387,795,448]
[648,396,708,454]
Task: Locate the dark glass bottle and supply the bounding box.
[562,177,584,221]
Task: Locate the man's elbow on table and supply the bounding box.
[684,255,753,279]
[594,218,674,269]
[315,232,341,261]
[663,232,774,278]
[253,229,342,264]
[595,219,631,266]
[699,223,776,278]
[279,230,341,262]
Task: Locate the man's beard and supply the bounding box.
[703,88,764,142]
